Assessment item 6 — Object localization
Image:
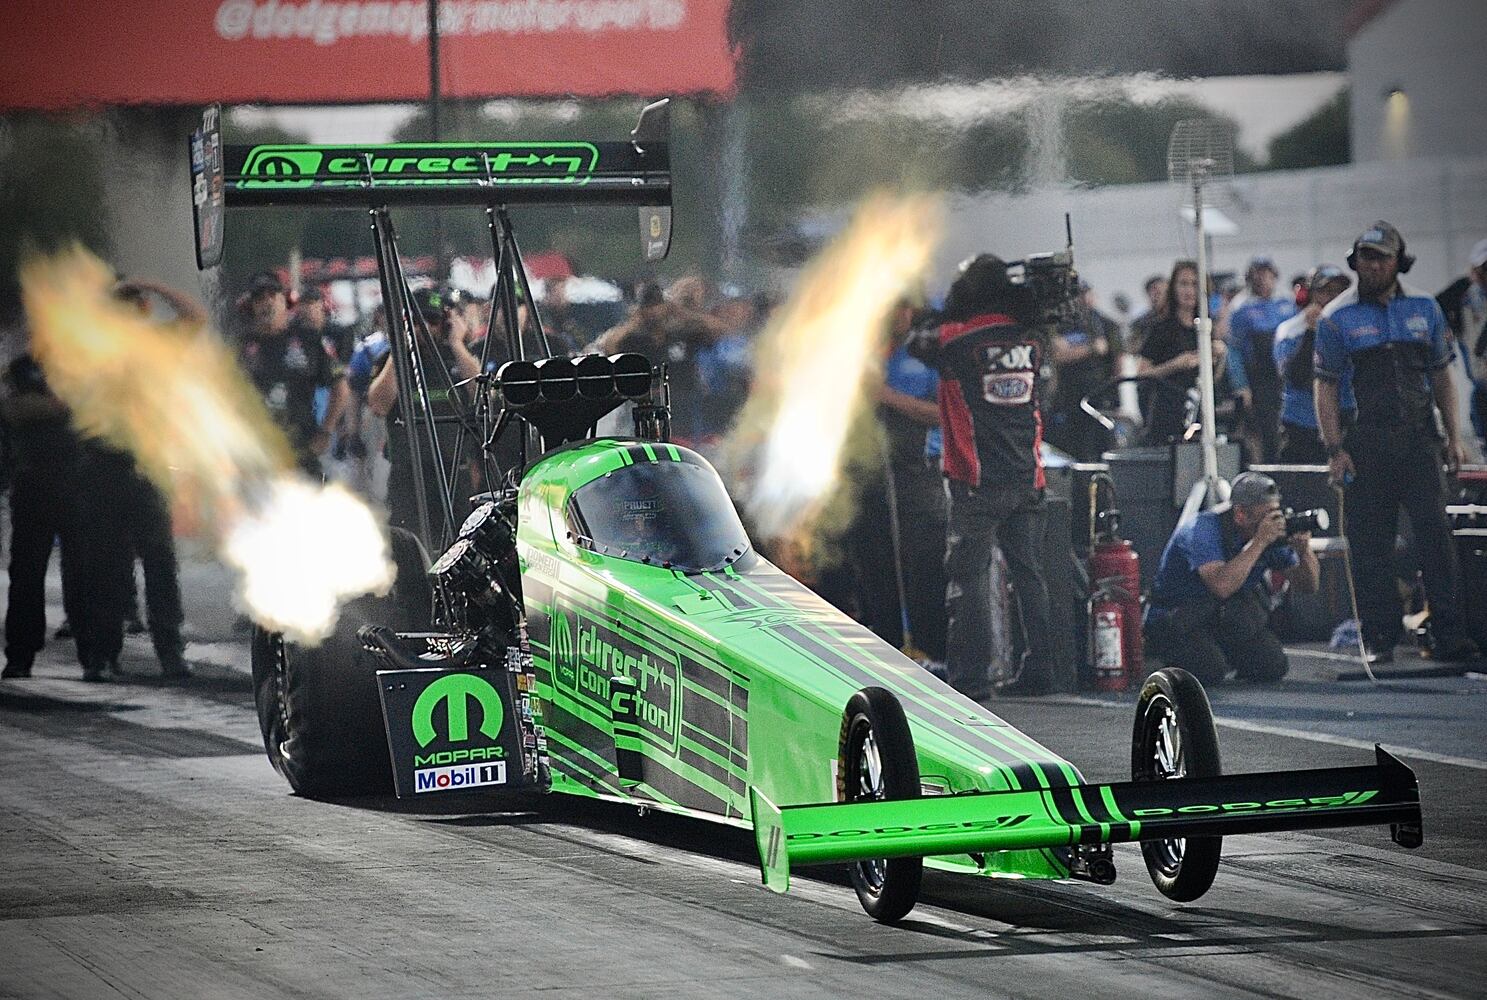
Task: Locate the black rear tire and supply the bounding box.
[1131,667,1223,902]
[251,526,432,798]
[840,687,923,923]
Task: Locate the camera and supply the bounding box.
[1283,507,1329,535]
[1006,249,1080,325]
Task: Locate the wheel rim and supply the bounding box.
[850,721,888,894]
[1143,694,1187,876]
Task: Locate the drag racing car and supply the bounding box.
[195,103,1424,923]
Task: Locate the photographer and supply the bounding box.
[1144,472,1319,685]
[908,254,1072,699]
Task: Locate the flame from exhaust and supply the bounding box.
[21,248,394,645]
[723,192,940,562]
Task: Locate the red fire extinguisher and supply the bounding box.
[1087,474,1143,692]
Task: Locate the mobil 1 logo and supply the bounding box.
[377,667,526,797]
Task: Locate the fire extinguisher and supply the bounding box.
[1086,473,1143,692]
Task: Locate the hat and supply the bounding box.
[1308,264,1349,293]
[247,270,286,297]
[412,285,458,321]
[1229,471,1280,509]
[1354,221,1404,258]
[1469,238,1487,271]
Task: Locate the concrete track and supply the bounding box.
[3,656,1484,999]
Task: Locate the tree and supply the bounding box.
[1266,88,1349,171]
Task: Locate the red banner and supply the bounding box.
[1,0,735,109]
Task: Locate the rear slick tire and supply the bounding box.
[251,526,432,799]
[840,686,923,923]
[1131,667,1223,902]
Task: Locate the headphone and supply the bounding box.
[1346,230,1415,273]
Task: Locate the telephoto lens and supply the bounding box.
[1283,507,1330,535]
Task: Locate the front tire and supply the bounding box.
[840,687,923,923]
[251,527,432,798]
[1131,667,1223,902]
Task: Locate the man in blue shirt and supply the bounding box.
[1314,221,1480,664]
[1145,472,1319,685]
[1273,265,1353,463]
[1226,255,1297,463]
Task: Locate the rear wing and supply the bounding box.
[751,745,1422,893]
[192,99,673,263]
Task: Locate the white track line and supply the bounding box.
[1044,695,1487,771]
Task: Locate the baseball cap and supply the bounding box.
[1354,221,1404,258]
[1469,238,1487,270]
[1229,471,1280,509]
[247,270,286,297]
[1308,264,1349,293]
[412,286,457,321]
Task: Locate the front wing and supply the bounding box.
[751,746,1421,892]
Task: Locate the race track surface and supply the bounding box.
[2,561,1484,998]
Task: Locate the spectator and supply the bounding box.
[1436,238,1487,451]
[1273,265,1353,463]
[1315,221,1480,664]
[1226,255,1297,463]
[237,271,349,479]
[1144,472,1318,685]
[367,286,483,542]
[874,299,948,675]
[1047,281,1116,461]
[1129,274,1166,353]
[1137,260,1228,444]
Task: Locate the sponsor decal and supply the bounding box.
[411,672,505,748]
[787,815,1032,841]
[551,604,680,752]
[1128,790,1378,817]
[237,142,599,189]
[414,761,507,793]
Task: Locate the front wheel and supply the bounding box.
[1131,667,1223,902]
[840,687,923,923]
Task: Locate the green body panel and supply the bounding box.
[516,439,1082,880]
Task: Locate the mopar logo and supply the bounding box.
[412,746,506,768]
[787,815,1032,841]
[411,673,504,748]
[239,147,324,188]
[1129,790,1378,817]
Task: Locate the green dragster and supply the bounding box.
[474,433,1420,920]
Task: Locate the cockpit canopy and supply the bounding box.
[567,454,752,573]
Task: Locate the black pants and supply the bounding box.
[1144,587,1288,686]
[891,459,948,662]
[1278,421,1327,465]
[944,482,1055,697]
[1344,425,1465,648]
[5,476,88,669]
[846,476,904,650]
[76,460,184,670]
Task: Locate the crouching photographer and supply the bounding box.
[1144,472,1320,685]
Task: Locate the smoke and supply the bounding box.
[21,247,394,645]
[720,192,940,569]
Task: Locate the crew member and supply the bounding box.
[1226,255,1296,462]
[1145,472,1319,685]
[1314,221,1481,664]
[1272,265,1352,463]
[909,255,1071,698]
